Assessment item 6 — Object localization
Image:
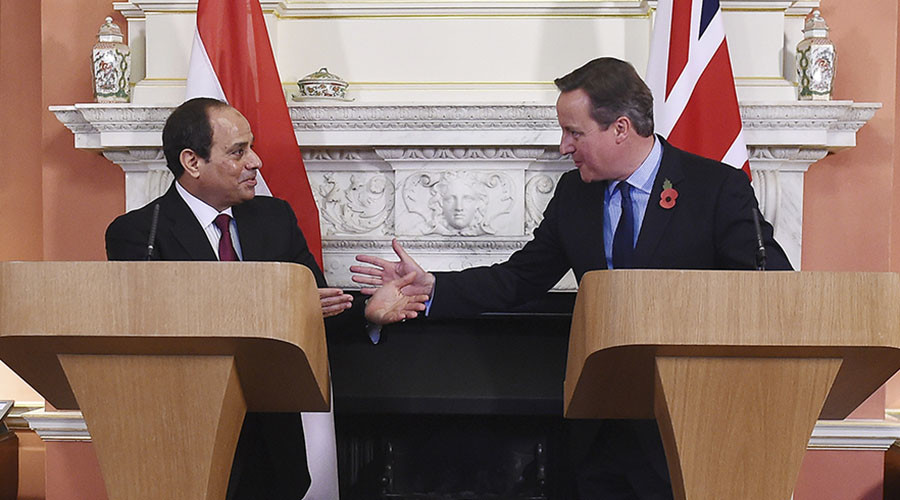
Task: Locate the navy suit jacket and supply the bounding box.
[430,138,792,317]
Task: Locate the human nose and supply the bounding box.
[559,132,575,155]
[246,147,262,169]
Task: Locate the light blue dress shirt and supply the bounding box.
[604,137,663,269]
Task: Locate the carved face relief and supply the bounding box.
[400,170,513,237]
[439,178,481,230]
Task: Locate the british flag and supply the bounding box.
[646,0,751,178]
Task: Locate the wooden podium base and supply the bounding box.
[58,354,247,500]
[654,357,842,500]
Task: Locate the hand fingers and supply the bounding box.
[321,294,353,307]
[392,238,413,263]
[351,275,382,286]
[349,264,385,276]
[359,287,377,296]
[404,295,430,308]
[354,255,393,268]
[321,296,353,318]
[318,288,345,298]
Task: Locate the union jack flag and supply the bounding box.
[646,0,751,178]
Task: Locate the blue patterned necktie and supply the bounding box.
[612,182,634,269]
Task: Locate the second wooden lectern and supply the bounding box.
[0,261,328,500]
[565,270,900,500]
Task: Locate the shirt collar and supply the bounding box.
[607,136,663,196]
[175,181,235,228]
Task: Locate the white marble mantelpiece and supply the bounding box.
[53,101,877,282]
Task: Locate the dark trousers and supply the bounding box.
[575,419,674,500]
[226,412,311,500]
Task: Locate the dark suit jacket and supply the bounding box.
[106,182,326,287]
[105,182,326,500]
[430,138,792,317]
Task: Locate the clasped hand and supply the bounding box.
[351,238,435,325]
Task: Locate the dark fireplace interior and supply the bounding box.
[330,294,584,499]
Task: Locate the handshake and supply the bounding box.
[349,238,435,325]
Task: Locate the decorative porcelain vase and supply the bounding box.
[92,17,131,103]
[796,10,836,101]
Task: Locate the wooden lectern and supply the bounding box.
[0,261,329,500]
[565,270,900,500]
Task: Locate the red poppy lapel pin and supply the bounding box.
[659,179,678,209]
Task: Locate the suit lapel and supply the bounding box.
[634,141,684,265]
[233,202,265,260]
[160,184,218,261]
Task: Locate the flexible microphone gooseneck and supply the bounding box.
[145,204,160,261]
[751,207,767,271]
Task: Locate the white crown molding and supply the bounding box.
[114,1,652,18]
[25,408,895,451]
[22,409,91,442]
[809,419,900,451]
[115,0,813,18]
[4,402,44,432]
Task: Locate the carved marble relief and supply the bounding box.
[310,172,395,236]
[524,172,561,233]
[398,170,516,237]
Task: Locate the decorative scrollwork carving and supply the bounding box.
[313,172,395,236]
[525,173,558,233]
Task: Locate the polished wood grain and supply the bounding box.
[0,261,329,500]
[59,354,245,500]
[654,357,841,500]
[564,270,900,500]
[0,261,328,411]
[565,270,900,419]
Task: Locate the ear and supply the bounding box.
[180,149,202,179]
[613,116,631,144]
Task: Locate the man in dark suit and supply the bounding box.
[355,58,792,499]
[106,97,426,499]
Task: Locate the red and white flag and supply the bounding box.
[185,1,337,498]
[185,0,323,267]
[646,0,751,178]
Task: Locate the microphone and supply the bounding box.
[751,207,767,271]
[145,204,160,261]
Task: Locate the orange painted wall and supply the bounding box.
[44,443,106,500]
[794,0,900,498]
[802,0,899,272]
[41,0,125,262]
[0,0,43,261]
[795,450,884,500]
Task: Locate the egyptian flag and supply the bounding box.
[185,1,337,498]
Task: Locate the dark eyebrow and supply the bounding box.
[227,141,250,153]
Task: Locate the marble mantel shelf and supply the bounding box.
[51,100,878,281]
[51,101,877,150]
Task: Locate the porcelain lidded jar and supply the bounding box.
[294,68,349,100]
[92,16,131,103]
[796,10,836,100]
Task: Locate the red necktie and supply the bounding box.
[213,214,238,261]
